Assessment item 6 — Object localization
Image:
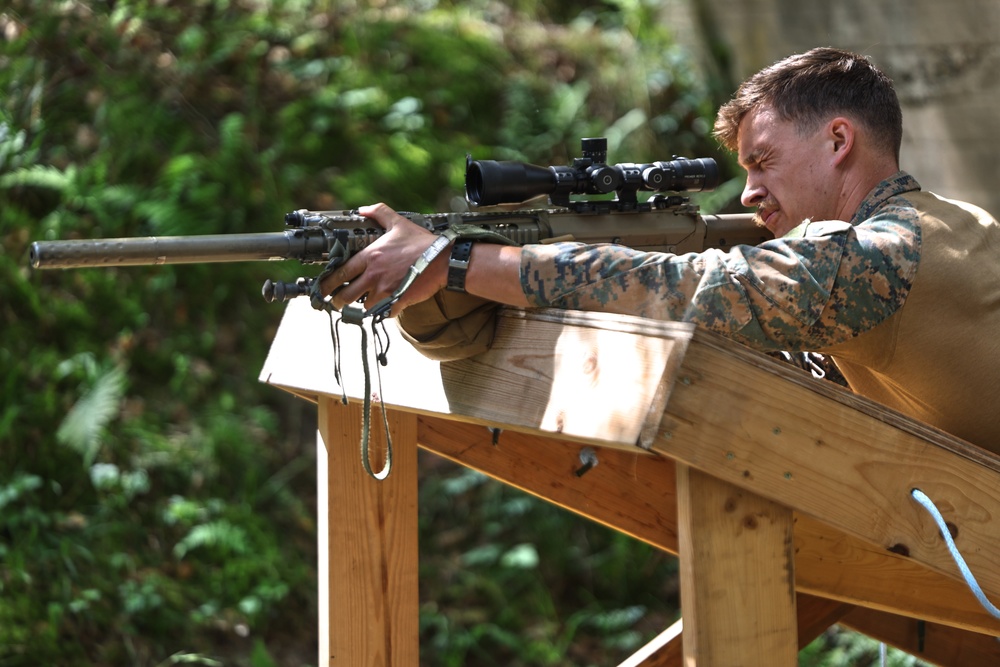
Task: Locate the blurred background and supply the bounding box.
[2,1,996,665]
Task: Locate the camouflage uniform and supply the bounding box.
[521,171,921,353]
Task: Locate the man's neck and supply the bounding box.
[836,158,900,222]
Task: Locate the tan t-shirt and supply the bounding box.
[822,191,1000,451]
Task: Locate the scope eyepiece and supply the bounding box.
[655,157,719,194]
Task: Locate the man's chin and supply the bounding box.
[754,214,767,229]
[761,214,791,237]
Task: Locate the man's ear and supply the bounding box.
[829,117,855,166]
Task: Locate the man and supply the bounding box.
[322,47,1000,452]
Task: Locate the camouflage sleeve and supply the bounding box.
[520,206,921,352]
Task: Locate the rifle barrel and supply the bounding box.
[30,231,330,269]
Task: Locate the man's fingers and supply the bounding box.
[317,266,346,298]
[357,202,403,230]
[331,279,371,310]
[319,255,366,305]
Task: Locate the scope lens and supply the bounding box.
[465,161,487,204]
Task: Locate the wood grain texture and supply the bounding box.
[676,464,798,666]
[655,331,1000,615]
[840,606,1000,666]
[418,416,679,551]
[264,303,1000,662]
[793,513,1000,635]
[319,399,419,666]
[417,416,1000,635]
[262,300,694,450]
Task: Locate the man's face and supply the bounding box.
[737,106,837,237]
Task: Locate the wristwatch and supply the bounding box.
[446,239,474,293]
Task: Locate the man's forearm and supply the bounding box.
[464,243,529,307]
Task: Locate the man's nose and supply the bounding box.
[741,179,766,208]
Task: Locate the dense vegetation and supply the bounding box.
[0,1,924,665]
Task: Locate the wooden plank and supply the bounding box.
[840,606,1000,666]
[319,399,419,666]
[676,464,798,665]
[795,594,856,647]
[438,309,692,449]
[260,298,450,410]
[617,617,683,667]
[416,415,1000,636]
[793,513,1000,635]
[261,299,693,451]
[417,416,678,551]
[655,330,1000,613]
[317,413,329,666]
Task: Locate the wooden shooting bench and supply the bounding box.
[260,298,1000,666]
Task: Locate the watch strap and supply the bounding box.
[446,239,474,293]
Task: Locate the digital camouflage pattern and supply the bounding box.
[521,172,923,352]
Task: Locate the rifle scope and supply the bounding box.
[465,137,719,207]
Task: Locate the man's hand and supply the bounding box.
[320,203,448,316]
[321,202,529,316]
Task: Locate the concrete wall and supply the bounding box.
[677,0,1000,216]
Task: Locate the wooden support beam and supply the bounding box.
[676,464,798,665]
[318,399,419,666]
[792,513,1000,634]
[266,305,1000,613]
[416,416,1000,636]
[417,416,678,552]
[795,594,858,649]
[654,330,1000,614]
[617,617,683,667]
[840,607,1000,667]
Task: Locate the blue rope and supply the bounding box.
[910,487,1000,620]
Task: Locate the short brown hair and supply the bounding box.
[714,47,902,161]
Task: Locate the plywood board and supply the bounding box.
[261,300,694,450]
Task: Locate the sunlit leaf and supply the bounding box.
[56,365,127,467]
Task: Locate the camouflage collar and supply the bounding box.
[850,171,921,225]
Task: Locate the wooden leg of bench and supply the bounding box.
[676,464,798,665]
[318,399,419,666]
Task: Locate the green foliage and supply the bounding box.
[800,628,933,667]
[417,464,679,666]
[0,0,756,665]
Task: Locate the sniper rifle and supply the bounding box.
[30,138,766,315]
[29,137,770,479]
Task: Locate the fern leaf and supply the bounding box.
[56,366,128,466]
